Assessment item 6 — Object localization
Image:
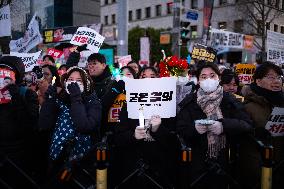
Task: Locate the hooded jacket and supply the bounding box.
[0,56,39,172]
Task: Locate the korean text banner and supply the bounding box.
[125,77,177,119]
[210,28,244,50]
[9,15,42,53]
[10,51,42,72]
[0,5,11,37]
[191,44,217,63]
[267,30,284,64]
[235,63,256,85]
[265,107,284,137]
[70,27,105,53]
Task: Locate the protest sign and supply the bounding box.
[191,43,217,63]
[265,107,284,137]
[125,77,177,119]
[140,37,150,66]
[70,27,105,53]
[267,30,284,65]
[9,14,42,53]
[235,63,256,85]
[10,51,42,72]
[118,55,132,68]
[108,94,126,122]
[0,5,11,37]
[47,48,63,59]
[0,69,15,104]
[210,28,244,50]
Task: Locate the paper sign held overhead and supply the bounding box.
[70,27,105,53]
[125,77,177,119]
[10,51,42,72]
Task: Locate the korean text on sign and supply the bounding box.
[235,63,256,85]
[125,77,177,119]
[265,107,284,137]
[70,27,105,53]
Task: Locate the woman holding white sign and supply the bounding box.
[113,66,179,189]
[176,63,252,189]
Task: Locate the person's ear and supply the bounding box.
[255,79,262,87]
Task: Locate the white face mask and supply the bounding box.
[189,77,198,85]
[65,81,84,94]
[199,78,219,93]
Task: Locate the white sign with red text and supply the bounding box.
[70,27,105,53]
[265,107,284,137]
[118,55,132,68]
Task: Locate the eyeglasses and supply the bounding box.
[264,75,283,82]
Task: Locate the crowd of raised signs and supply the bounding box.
[0,44,283,189]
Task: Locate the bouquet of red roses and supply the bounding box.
[159,53,188,77]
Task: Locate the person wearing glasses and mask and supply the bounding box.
[176,63,252,189]
[239,62,284,189]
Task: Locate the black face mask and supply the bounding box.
[250,83,284,106]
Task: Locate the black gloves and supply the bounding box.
[45,85,57,100]
[76,44,88,52]
[67,82,82,102]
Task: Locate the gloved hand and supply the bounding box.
[194,123,208,134]
[112,80,125,94]
[45,85,57,99]
[76,44,88,52]
[208,121,223,135]
[150,115,161,132]
[67,82,82,101]
[134,126,147,140]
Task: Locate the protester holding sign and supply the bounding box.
[240,62,284,189]
[176,63,252,189]
[0,56,39,188]
[113,68,179,189]
[38,66,101,188]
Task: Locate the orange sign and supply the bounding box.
[108,94,126,123]
[160,34,171,44]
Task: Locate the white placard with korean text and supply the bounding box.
[10,51,42,72]
[70,27,105,53]
[9,14,42,53]
[265,107,284,137]
[210,28,244,50]
[267,30,284,65]
[125,77,177,119]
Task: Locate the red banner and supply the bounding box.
[47,48,63,59]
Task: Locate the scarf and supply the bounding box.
[250,83,284,106]
[49,100,92,161]
[197,85,226,158]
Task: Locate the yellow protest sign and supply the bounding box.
[235,64,256,85]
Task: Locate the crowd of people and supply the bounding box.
[0,46,283,189]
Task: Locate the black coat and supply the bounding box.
[176,91,252,189]
[0,87,39,188]
[112,106,179,189]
